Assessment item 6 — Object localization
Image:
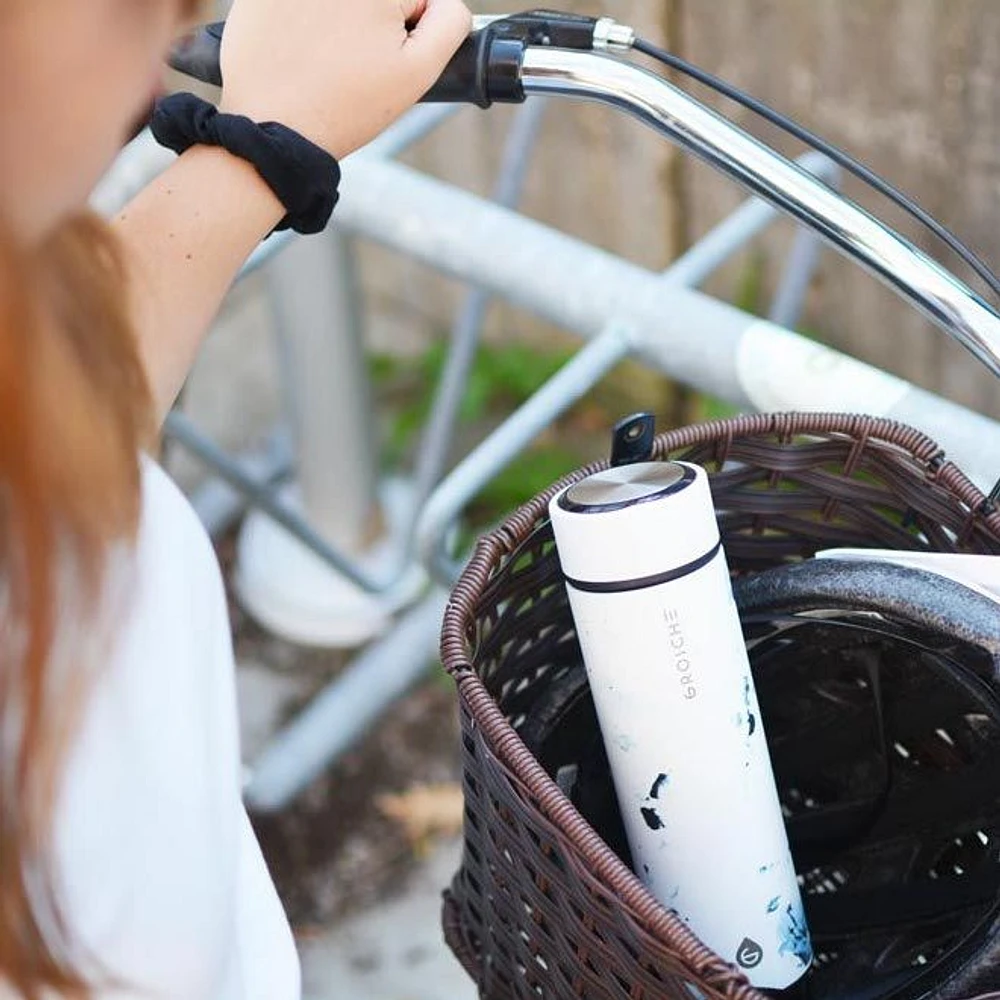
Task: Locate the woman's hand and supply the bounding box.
[218,0,471,160]
[117,0,471,420]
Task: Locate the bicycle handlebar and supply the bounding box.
[167,11,1000,379]
[168,12,633,106]
[168,18,526,105]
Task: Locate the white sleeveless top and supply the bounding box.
[34,458,301,999]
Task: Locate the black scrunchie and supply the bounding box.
[150,93,340,235]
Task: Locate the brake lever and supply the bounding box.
[168,10,635,107]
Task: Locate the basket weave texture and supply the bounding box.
[439,413,1000,1000]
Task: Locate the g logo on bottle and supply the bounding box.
[736,938,764,970]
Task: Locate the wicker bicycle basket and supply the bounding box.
[439,412,1000,1000]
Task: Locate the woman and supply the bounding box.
[0,0,470,997]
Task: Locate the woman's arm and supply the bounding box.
[114,0,470,424]
[115,148,282,423]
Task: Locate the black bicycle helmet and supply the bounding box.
[519,559,1000,1000]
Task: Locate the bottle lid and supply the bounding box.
[549,462,721,587]
[561,462,692,512]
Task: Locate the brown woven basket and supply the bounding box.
[439,412,1000,1000]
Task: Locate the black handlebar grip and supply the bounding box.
[169,23,525,107]
[168,22,224,87]
[419,31,526,107]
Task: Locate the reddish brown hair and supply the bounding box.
[1,1,210,992]
[0,213,153,999]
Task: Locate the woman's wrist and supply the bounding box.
[178,144,285,235]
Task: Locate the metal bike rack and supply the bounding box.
[243,147,842,812]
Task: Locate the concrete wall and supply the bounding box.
[677,0,1000,416]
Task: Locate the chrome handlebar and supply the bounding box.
[519,48,1000,379]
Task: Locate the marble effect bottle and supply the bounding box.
[549,461,812,989]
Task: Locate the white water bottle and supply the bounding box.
[549,461,812,989]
